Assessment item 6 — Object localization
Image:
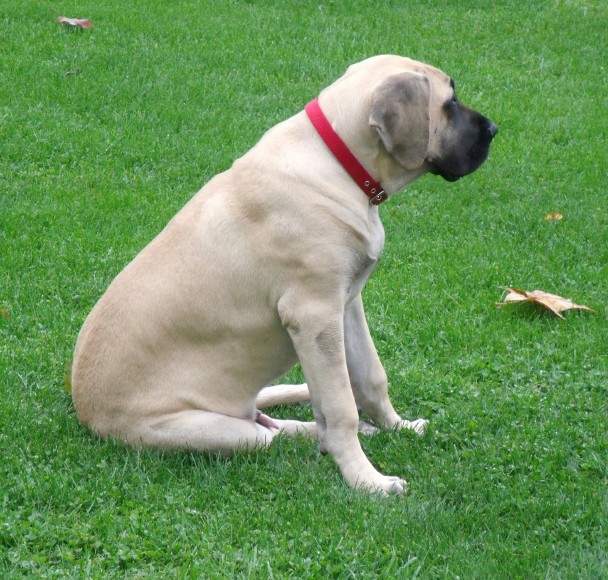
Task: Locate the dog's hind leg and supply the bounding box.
[271,418,317,438]
[256,384,379,437]
[124,409,317,453]
[256,406,317,438]
[256,383,310,408]
[125,410,281,454]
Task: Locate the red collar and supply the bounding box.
[305,99,387,205]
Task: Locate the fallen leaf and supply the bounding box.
[496,287,594,319]
[0,308,8,318]
[57,16,94,30]
[544,212,563,222]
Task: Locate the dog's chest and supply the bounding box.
[347,210,385,301]
[367,209,385,260]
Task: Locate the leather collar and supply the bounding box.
[305,99,387,205]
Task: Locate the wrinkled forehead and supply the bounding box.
[412,62,453,92]
[403,60,456,105]
[342,55,454,95]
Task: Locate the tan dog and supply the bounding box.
[72,55,497,495]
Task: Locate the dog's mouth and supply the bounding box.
[427,119,498,183]
[428,164,462,182]
[430,149,488,182]
[426,158,466,182]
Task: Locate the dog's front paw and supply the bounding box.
[355,473,408,496]
[398,418,429,436]
[343,462,408,496]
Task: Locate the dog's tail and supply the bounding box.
[256,383,310,409]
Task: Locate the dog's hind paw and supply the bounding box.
[358,420,379,436]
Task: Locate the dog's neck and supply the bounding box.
[308,97,429,198]
[305,99,387,206]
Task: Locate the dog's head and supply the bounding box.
[327,56,498,191]
[367,58,498,183]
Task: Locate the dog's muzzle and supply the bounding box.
[428,115,498,182]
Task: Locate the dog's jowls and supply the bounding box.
[72,55,497,495]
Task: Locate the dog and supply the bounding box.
[71,55,497,495]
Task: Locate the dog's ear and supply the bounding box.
[369,72,431,170]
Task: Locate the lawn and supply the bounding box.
[1,0,607,577]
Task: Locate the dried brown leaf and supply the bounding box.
[496,287,594,319]
[544,212,563,222]
[57,16,94,29]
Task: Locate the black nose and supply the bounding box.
[486,121,499,139]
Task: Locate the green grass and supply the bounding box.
[1,0,607,576]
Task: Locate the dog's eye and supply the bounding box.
[444,94,458,110]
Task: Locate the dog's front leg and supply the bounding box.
[345,294,428,435]
[279,297,406,495]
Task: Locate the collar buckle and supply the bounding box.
[369,191,387,206]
